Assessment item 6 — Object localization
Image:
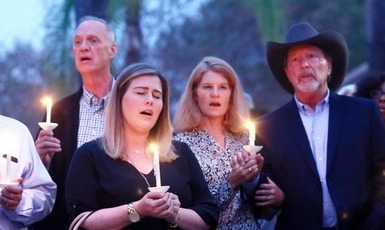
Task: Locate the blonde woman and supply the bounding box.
[66,63,219,229]
[173,56,283,229]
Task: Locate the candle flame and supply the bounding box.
[245,120,256,134]
[245,120,255,129]
[149,143,158,152]
[41,97,52,106]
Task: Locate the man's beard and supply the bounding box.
[296,75,321,93]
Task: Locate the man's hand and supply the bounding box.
[35,129,61,168]
[0,178,23,211]
[254,177,285,207]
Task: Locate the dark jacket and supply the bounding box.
[257,93,385,230]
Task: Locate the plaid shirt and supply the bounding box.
[77,87,109,148]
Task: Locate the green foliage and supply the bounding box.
[282,0,365,69]
[246,0,285,43]
[248,0,365,69]
[42,0,79,96]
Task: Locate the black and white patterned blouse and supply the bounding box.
[174,129,262,230]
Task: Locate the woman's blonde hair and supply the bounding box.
[102,63,177,162]
[173,56,250,133]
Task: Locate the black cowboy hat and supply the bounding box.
[266,22,348,94]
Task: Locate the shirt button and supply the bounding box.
[91,96,98,106]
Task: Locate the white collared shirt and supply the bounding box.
[295,90,337,227]
[0,115,56,230]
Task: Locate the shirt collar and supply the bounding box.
[294,89,330,115]
[81,78,115,108]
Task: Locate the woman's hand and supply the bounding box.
[134,191,180,222]
[229,151,264,189]
[164,193,181,225]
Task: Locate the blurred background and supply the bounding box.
[0,0,384,135]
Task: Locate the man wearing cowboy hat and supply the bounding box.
[255,22,385,229]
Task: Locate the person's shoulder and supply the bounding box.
[258,100,294,121]
[0,116,32,141]
[0,114,21,124]
[174,130,205,147]
[54,88,83,107]
[332,93,376,108]
[172,139,189,149]
[74,139,104,160]
[0,115,28,130]
[78,138,102,151]
[172,139,195,156]
[174,130,194,140]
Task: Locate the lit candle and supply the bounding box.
[42,97,53,123]
[150,143,161,187]
[6,154,11,181]
[247,120,256,146]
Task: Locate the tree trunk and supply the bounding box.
[366,0,385,71]
[124,0,142,65]
[74,0,109,24]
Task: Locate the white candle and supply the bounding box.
[6,154,11,181]
[42,97,53,123]
[150,144,161,187]
[247,120,256,146]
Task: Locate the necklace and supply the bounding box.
[126,151,152,188]
[138,171,151,188]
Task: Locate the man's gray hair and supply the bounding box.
[78,16,116,43]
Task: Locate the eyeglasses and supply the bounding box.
[370,90,385,99]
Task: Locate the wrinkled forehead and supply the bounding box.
[74,20,109,38]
